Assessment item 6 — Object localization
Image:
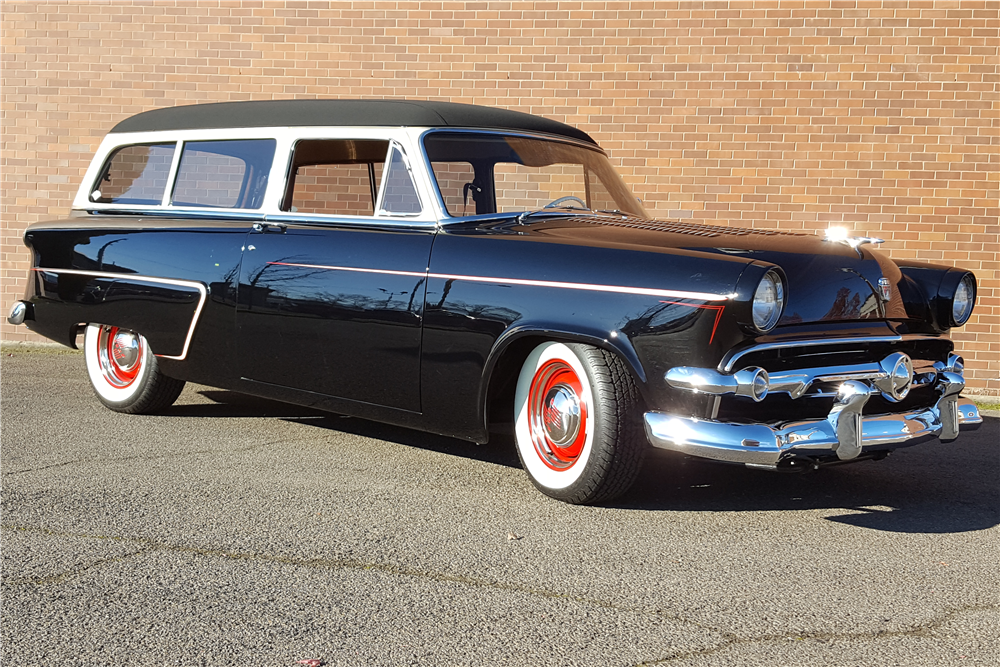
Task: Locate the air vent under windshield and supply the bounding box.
[580,216,808,238]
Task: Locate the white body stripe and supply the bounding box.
[34,262,730,364]
[32,268,207,361]
[269,261,733,302]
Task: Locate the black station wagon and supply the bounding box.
[8,100,983,503]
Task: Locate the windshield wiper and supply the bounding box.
[516,209,588,224]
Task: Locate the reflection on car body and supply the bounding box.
[8,100,982,504]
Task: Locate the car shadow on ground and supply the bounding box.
[617,438,999,534]
[170,389,523,468]
[172,390,999,534]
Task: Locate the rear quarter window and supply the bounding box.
[170,139,276,209]
[91,143,176,205]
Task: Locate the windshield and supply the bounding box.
[423,132,649,219]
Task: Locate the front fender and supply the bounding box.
[477,321,648,438]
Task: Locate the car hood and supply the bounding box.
[511,214,908,326]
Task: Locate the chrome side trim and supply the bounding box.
[643,397,983,467]
[719,334,945,373]
[266,261,733,302]
[81,209,267,222]
[31,268,207,361]
[428,272,733,301]
[264,212,439,230]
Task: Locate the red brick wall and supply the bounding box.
[2,1,997,393]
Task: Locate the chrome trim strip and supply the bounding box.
[428,272,733,301]
[264,212,438,230]
[719,334,945,373]
[31,268,207,361]
[643,397,982,467]
[81,208,267,222]
[161,139,184,206]
[266,261,733,301]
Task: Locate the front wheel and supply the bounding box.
[513,341,645,504]
[83,324,185,414]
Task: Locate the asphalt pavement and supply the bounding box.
[2,345,998,666]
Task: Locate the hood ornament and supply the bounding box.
[823,226,884,257]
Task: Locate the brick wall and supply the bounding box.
[2,0,997,393]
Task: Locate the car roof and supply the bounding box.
[110,99,598,145]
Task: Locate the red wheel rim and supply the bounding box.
[527,359,589,471]
[97,326,143,388]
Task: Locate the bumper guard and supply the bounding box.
[645,365,984,467]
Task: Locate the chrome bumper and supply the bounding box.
[644,396,983,468]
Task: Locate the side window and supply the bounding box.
[171,139,276,209]
[430,161,477,216]
[91,143,176,205]
[378,144,422,216]
[285,139,389,216]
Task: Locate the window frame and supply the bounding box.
[373,140,424,218]
[73,126,611,227]
[75,127,290,217]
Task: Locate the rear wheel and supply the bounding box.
[513,341,645,504]
[83,324,185,414]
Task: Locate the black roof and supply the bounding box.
[111,99,597,145]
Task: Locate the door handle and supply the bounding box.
[252,222,287,233]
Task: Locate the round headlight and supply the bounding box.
[752,270,784,332]
[951,274,975,325]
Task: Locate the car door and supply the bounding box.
[236,139,435,412]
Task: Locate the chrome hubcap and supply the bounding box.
[96,325,144,388]
[542,384,581,446]
[112,331,141,371]
[527,359,589,471]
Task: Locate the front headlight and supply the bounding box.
[951,274,975,326]
[752,270,784,332]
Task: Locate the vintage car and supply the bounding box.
[8,100,983,504]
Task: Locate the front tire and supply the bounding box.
[83,324,185,414]
[513,341,645,504]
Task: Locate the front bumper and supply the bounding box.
[644,372,984,468]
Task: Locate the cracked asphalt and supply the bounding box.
[2,345,998,666]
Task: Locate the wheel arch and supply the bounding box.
[479,323,648,440]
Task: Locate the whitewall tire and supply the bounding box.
[513,341,645,504]
[83,324,185,414]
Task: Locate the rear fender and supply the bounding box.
[26,268,207,359]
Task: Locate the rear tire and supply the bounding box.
[513,341,645,504]
[83,324,185,414]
